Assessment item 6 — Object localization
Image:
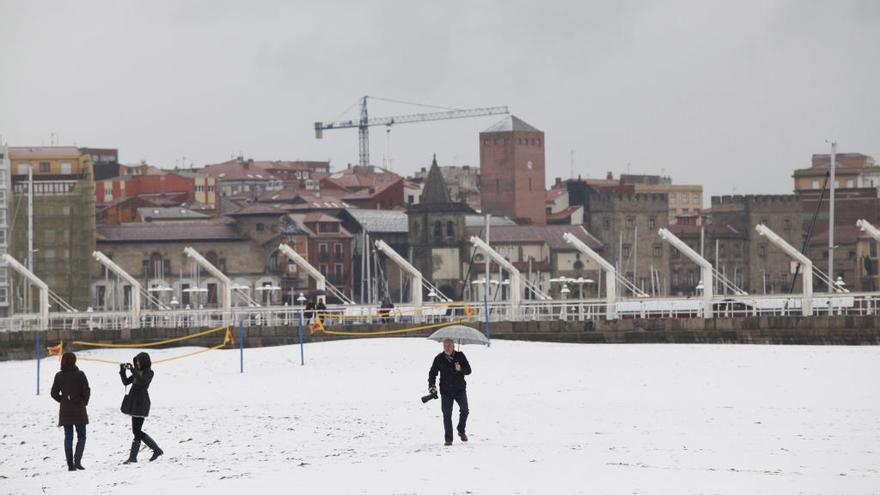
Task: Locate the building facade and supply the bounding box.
[479,116,546,224]
[710,195,804,294]
[587,193,671,296]
[8,147,96,311]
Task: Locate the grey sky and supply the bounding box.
[1,0,878,202]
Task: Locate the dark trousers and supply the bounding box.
[130,416,160,455]
[63,424,86,465]
[131,417,145,441]
[441,390,469,441]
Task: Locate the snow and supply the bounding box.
[1,339,879,494]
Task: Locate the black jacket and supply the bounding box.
[428,351,471,395]
[51,367,90,426]
[120,352,153,417]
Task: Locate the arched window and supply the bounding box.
[267,250,281,274]
[433,221,443,240]
[446,221,455,238]
[149,252,163,278]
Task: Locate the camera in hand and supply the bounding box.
[421,391,438,403]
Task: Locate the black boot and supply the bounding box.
[123,439,141,464]
[74,441,86,470]
[65,445,75,471]
[142,433,164,462]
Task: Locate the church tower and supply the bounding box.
[407,155,473,299]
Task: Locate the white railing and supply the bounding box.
[1,292,878,332]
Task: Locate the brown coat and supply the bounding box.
[51,367,91,426]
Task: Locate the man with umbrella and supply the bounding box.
[428,337,473,446]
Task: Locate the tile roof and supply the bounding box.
[482,115,541,133]
[345,208,409,233]
[137,207,209,220]
[464,224,602,250]
[97,222,243,242]
[464,215,516,227]
[226,202,286,216]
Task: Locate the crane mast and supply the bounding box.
[315,96,509,167]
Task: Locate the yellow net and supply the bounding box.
[49,325,233,366]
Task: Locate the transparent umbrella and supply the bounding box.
[427,324,489,346]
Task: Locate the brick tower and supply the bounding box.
[479,115,546,224]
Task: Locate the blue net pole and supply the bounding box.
[239,321,244,374]
[36,334,41,396]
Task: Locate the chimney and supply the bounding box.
[554,177,562,187]
[245,159,254,169]
[606,171,613,180]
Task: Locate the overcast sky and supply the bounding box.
[1,0,878,202]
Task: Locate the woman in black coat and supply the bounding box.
[120,352,163,463]
[51,352,90,471]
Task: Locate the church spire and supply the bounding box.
[420,154,451,204]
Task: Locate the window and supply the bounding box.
[207,283,218,306]
[625,216,634,229]
[812,180,820,189]
[719,242,727,257]
[434,221,443,240]
[783,218,791,230]
[672,249,680,259]
[622,244,631,258]
[672,271,680,286]
[96,285,106,308]
[319,243,328,260]
[496,178,500,193]
[446,221,455,238]
[653,244,662,257]
[871,241,878,258]
[334,263,344,283]
[758,244,766,257]
[319,264,328,277]
[60,162,72,174]
[408,194,415,204]
[528,178,532,191]
[268,251,281,273]
[39,162,50,173]
[256,223,265,232]
[537,139,542,146]
[413,221,420,238]
[17,163,30,175]
[648,216,656,229]
[603,218,610,229]
[334,243,343,260]
[483,139,489,145]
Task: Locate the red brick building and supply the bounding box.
[479,116,546,224]
[95,170,218,211]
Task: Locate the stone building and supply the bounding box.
[710,195,804,294]
[462,224,604,299]
[94,220,294,309]
[8,147,96,311]
[666,222,747,296]
[587,193,671,296]
[479,116,546,224]
[622,174,704,221]
[407,156,474,299]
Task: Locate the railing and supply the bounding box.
[1,292,878,332]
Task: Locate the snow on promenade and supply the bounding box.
[1,339,878,494]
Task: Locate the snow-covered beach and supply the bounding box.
[1,339,878,494]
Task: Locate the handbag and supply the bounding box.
[120,385,132,415]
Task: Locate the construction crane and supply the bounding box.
[314,96,509,167]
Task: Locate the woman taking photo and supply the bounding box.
[120,351,163,463]
[50,352,90,471]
